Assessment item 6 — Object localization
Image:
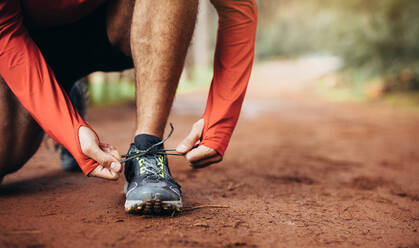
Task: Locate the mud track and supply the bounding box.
[1,58,418,247]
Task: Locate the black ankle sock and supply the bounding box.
[134,134,163,150]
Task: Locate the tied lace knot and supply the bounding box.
[120,123,183,163]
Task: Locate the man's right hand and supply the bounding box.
[176,119,223,169]
[78,126,122,180]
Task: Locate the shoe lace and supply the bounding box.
[120,123,183,164]
[138,154,164,180]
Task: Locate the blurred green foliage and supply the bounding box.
[256,0,419,91]
[88,78,135,105]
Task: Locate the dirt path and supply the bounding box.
[1,58,418,248]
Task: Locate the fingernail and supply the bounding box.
[110,162,118,170]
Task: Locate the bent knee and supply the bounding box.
[0,77,45,177]
[0,130,44,177]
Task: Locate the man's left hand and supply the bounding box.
[176,119,222,169]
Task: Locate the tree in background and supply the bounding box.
[331,0,419,91]
[256,0,419,92]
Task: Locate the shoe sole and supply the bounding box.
[124,182,182,215]
[125,199,182,215]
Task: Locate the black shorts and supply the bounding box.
[27,4,134,93]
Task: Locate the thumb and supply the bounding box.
[91,147,121,172]
[88,149,122,180]
[89,164,120,180]
[78,126,121,180]
[176,119,204,154]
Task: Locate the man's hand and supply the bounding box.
[78,126,122,180]
[176,119,222,169]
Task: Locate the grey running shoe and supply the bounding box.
[124,143,182,214]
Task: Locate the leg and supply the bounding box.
[0,76,44,181]
[106,0,198,214]
[107,0,198,138]
[132,0,198,137]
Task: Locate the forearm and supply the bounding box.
[201,0,258,156]
[0,1,97,175]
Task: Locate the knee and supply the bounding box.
[0,77,44,178]
[0,128,43,179]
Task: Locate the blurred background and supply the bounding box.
[4,3,419,245]
[87,0,419,108]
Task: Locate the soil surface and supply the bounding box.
[1,58,418,248]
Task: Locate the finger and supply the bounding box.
[176,119,204,153]
[110,149,121,161]
[89,144,119,165]
[87,145,122,175]
[78,126,121,178]
[100,143,115,150]
[185,145,218,163]
[89,165,119,180]
[190,155,222,169]
[100,143,121,160]
[110,161,122,173]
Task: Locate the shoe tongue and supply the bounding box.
[134,134,163,150]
